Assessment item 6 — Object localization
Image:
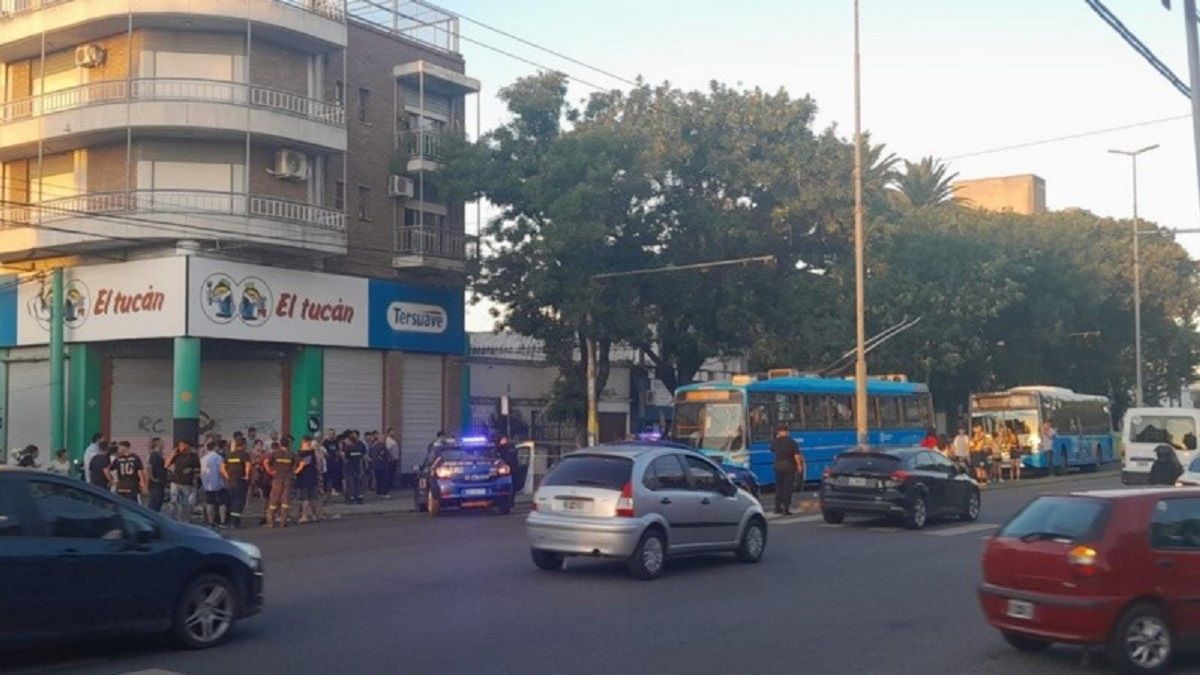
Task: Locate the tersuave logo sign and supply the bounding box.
[387,301,447,334]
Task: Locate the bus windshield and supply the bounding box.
[673,401,745,452]
[971,410,1040,448]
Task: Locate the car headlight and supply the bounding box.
[230,540,262,561]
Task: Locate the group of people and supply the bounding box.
[932,421,1059,485]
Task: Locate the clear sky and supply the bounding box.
[432,0,1197,331]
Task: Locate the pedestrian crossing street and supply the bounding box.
[763,512,999,538]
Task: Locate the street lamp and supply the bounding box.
[1108,143,1159,407]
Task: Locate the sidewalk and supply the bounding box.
[231,488,533,528]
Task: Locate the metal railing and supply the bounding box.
[394,225,468,259]
[0,0,70,19]
[276,0,347,22]
[1,190,345,233]
[0,78,344,126]
[400,129,445,162]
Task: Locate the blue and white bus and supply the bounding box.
[671,372,934,486]
[969,386,1115,472]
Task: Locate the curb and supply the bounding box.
[978,467,1119,492]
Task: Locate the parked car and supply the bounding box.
[609,438,761,497]
[526,445,767,580]
[979,488,1200,673]
[1174,456,1200,487]
[414,436,515,516]
[0,467,263,651]
[819,448,980,529]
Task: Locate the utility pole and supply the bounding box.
[1185,0,1200,212]
[1109,144,1159,408]
[852,0,869,446]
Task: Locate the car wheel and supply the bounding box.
[1002,630,1051,652]
[960,489,981,522]
[1109,603,1173,674]
[497,497,513,515]
[427,492,440,517]
[627,529,667,581]
[172,573,238,649]
[734,517,767,563]
[904,494,928,530]
[530,549,564,571]
[822,509,845,524]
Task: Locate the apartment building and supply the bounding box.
[0,0,478,462]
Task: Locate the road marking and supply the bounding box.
[769,514,823,525]
[923,523,998,537]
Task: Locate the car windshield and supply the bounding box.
[999,496,1109,542]
[830,453,901,475]
[437,448,498,462]
[542,454,632,490]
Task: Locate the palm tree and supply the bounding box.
[894,156,959,208]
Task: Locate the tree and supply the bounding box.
[892,156,958,208]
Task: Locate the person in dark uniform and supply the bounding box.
[222,438,252,527]
[323,428,343,497]
[263,441,296,528]
[107,441,146,503]
[343,431,367,504]
[1150,444,1184,486]
[294,436,320,523]
[88,444,115,491]
[146,437,168,512]
[770,425,804,515]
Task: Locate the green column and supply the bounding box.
[289,346,323,442]
[0,348,7,463]
[173,337,201,446]
[66,343,103,462]
[49,268,65,453]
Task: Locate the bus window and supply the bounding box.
[789,395,807,432]
[774,393,798,431]
[867,396,881,428]
[829,395,854,429]
[901,397,926,428]
[801,395,828,429]
[748,393,774,443]
[878,396,901,428]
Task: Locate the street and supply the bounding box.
[9,471,1198,675]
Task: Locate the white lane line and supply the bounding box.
[770,515,824,525]
[924,523,999,537]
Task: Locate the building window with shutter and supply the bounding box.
[334,181,345,210]
[358,87,370,124]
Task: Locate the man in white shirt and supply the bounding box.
[951,427,970,465]
[82,432,105,483]
[1040,421,1058,474]
[385,427,401,494]
[200,442,228,528]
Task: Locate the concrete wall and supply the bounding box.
[953,174,1046,215]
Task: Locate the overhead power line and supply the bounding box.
[945,113,1191,160]
[1086,0,1191,98]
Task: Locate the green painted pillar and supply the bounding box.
[66,343,103,462]
[0,348,8,463]
[289,346,323,442]
[49,268,65,453]
[173,337,201,446]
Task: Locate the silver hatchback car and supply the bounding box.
[526,445,767,580]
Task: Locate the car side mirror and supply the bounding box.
[720,481,739,497]
[132,526,158,544]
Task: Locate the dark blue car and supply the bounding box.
[414,437,515,516]
[0,467,263,651]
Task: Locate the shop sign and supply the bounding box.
[15,257,187,345]
[188,257,368,347]
[369,280,464,354]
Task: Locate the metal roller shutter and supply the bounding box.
[323,348,383,434]
[109,358,173,454]
[400,354,443,468]
[200,359,283,440]
[6,358,66,455]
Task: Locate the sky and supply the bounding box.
[428,0,1199,332]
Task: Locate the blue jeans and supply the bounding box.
[345,468,363,501]
[169,484,198,523]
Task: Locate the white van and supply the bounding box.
[1121,408,1200,484]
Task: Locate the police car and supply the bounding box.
[414,436,515,516]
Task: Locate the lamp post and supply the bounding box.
[852,0,868,445]
[1108,143,1159,407]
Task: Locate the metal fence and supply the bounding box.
[394,225,468,259]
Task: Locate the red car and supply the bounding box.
[980,488,1200,673]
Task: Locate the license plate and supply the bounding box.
[463,488,487,496]
[560,498,592,512]
[847,477,870,487]
[1006,599,1035,620]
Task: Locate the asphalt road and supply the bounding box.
[10,471,1200,675]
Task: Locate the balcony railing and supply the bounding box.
[400,129,445,163]
[0,78,344,126]
[394,225,471,260]
[276,0,347,22]
[0,0,69,19]
[1,190,345,234]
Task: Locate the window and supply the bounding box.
[137,160,244,193]
[878,396,901,428]
[0,483,24,537]
[333,181,345,210]
[800,395,828,430]
[748,393,774,443]
[683,455,724,493]
[999,496,1109,542]
[1132,415,1197,450]
[403,208,448,229]
[901,396,929,428]
[29,481,123,540]
[119,505,160,542]
[1151,498,1200,550]
[357,185,370,221]
[829,396,854,430]
[334,80,345,106]
[542,455,632,491]
[643,455,688,491]
[357,87,370,123]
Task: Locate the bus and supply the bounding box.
[671,372,934,486]
[969,386,1115,473]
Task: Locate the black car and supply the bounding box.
[414,437,515,516]
[819,447,981,530]
[0,467,263,650]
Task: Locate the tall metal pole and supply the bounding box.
[49,268,65,453]
[1183,0,1200,211]
[585,318,598,448]
[1109,144,1159,408]
[852,0,869,446]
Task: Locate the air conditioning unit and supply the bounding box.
[388,174,415,198]
[272,149,309,181]
[74,44,107,68]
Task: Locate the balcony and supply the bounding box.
[0,78,346,154]
[399,129,445,171]
[0,190,346,260]
[392,225,474,273]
